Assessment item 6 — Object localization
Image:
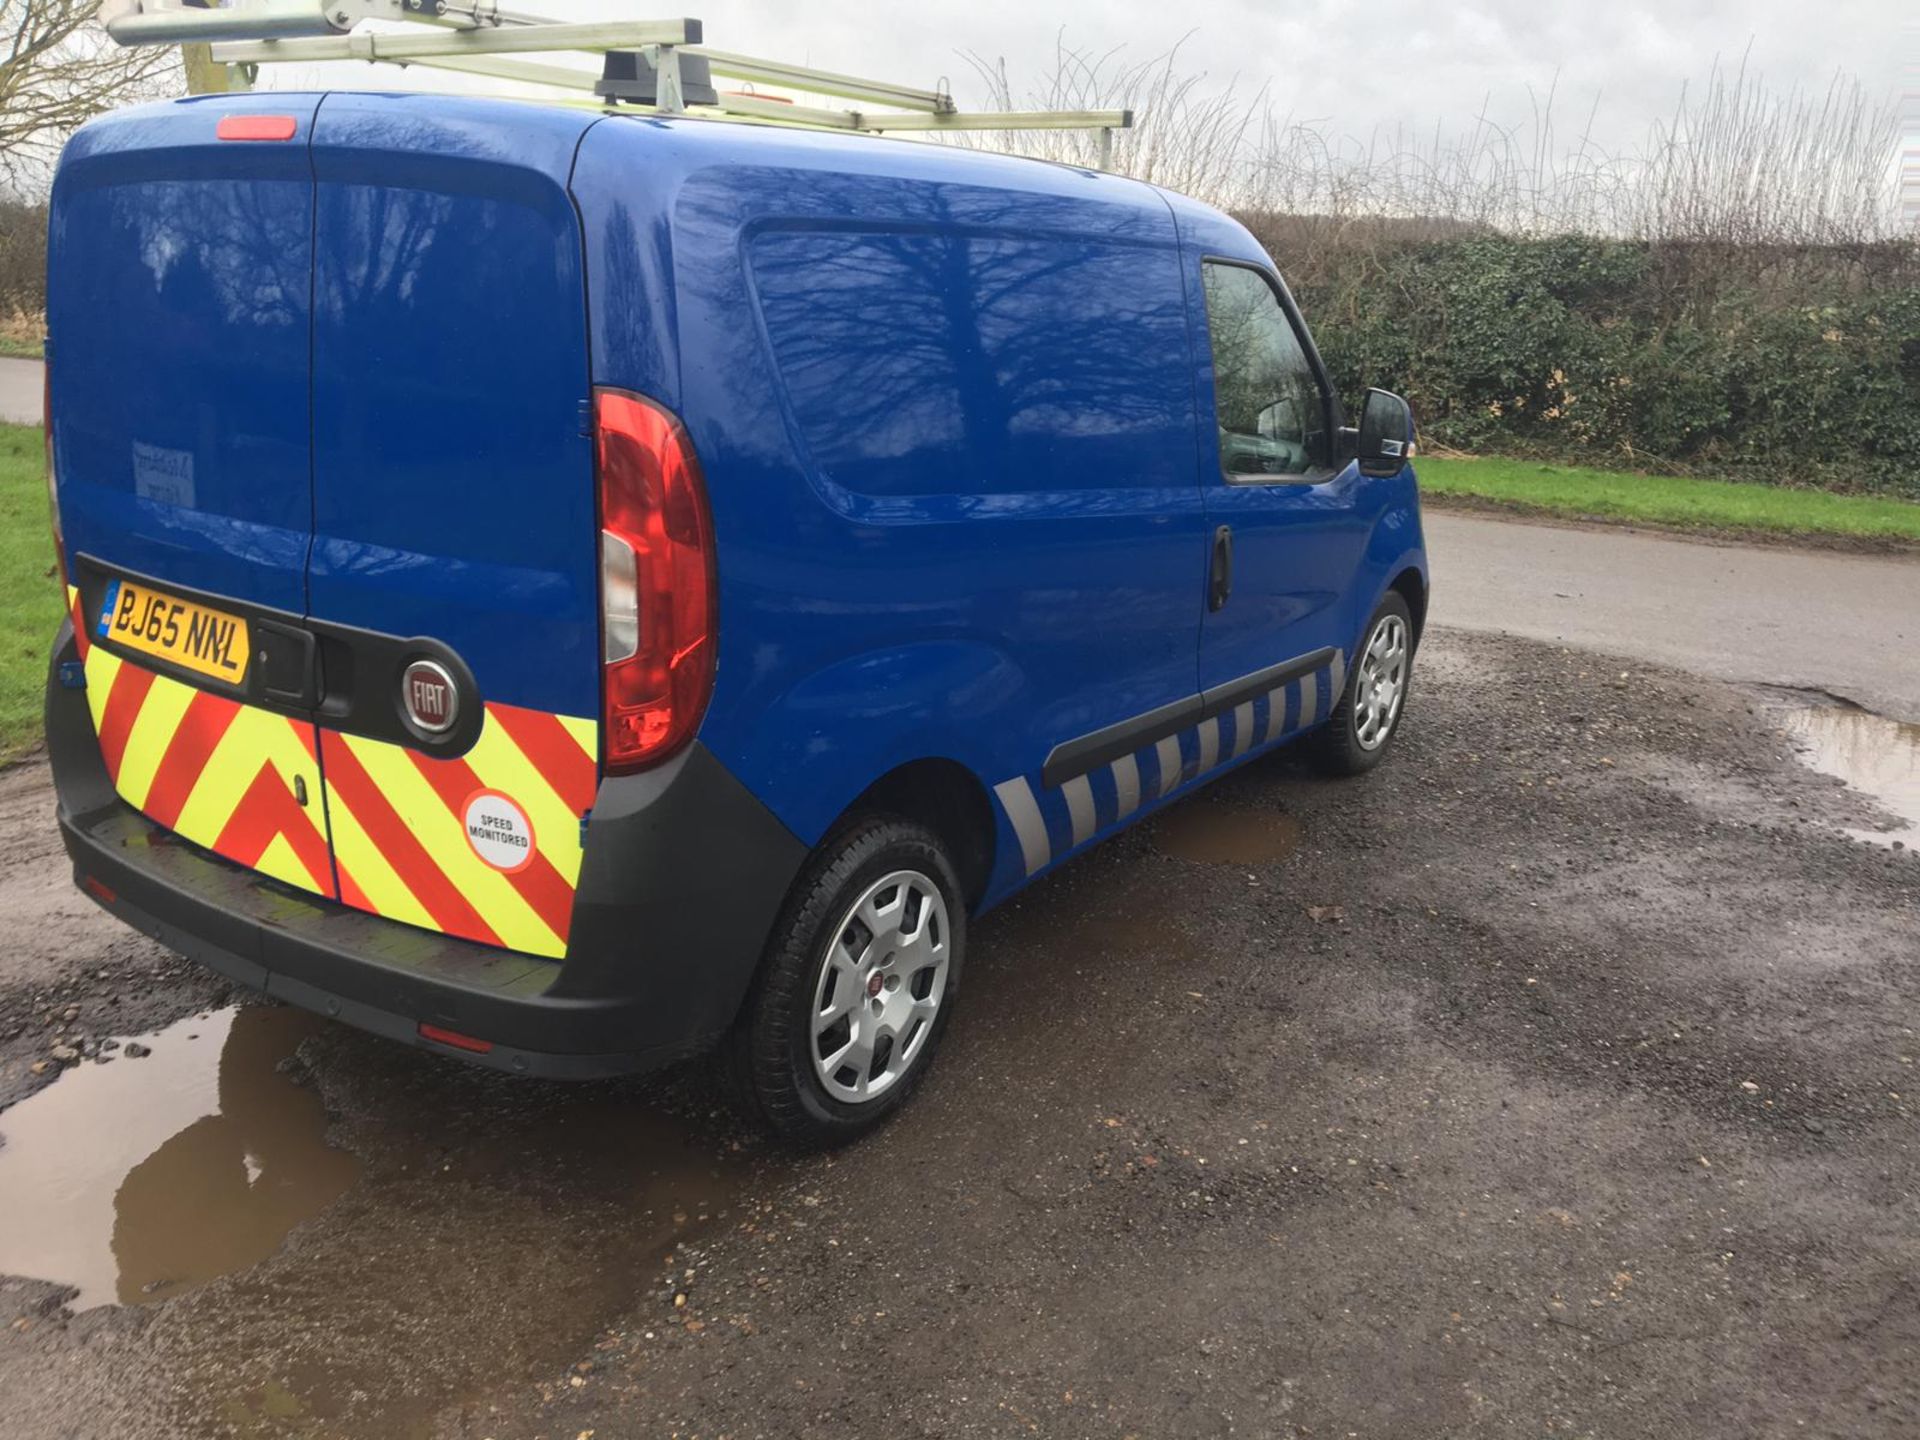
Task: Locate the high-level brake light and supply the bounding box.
[216,115,298,142]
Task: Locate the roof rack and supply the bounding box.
[106,3,1134,164]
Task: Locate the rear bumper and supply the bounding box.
[46,623,808,1078]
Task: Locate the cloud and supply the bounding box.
[651,0,1905,154]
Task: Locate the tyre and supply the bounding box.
[1310,592,1415,777]
[728,816,965,1147]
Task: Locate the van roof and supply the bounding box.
[592,104,1222,222]
[69,90,1258,264]
[612,107,1261,260]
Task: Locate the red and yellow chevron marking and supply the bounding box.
[81,643,333,897]
[320,704,596,959]
[74,582,600,959]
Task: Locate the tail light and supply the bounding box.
[44,365,63,585]
[594,389,715,772]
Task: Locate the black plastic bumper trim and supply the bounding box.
[1040,645,1337,788]
[1197,646,1337,721]
[1039,693,1201,790]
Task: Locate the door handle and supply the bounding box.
[1209,524,1233,612]
[254,620,319,708]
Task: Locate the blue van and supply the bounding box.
[44,93,1427,1143]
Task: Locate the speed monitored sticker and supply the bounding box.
[462,790,536,873]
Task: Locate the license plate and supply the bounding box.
[97,578,250,686]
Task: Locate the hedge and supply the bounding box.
[1259,228,1920,499]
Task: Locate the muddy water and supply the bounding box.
[0,1003,749,1435]
[1780,705,1920,849]
[185,1036,748,1437]
[1154,800,1302,865]
[0,1006,357,1308]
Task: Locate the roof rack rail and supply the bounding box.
[106,3,1134,164]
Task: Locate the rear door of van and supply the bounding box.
[306,96,600,959]
[49,96,335,898]
[51,95,603,957]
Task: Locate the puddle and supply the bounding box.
[1154,801,1302,865]
[1779,705,1920,850]
[188,1050,747,1438]
[0,1002,750,1434]
[0,1005,359,1309]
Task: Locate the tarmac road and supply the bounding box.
[1,627,1915,1438]
[0,357,41,426]
[1426,508,1920,721]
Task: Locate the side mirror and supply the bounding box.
[1355,389,1415,477]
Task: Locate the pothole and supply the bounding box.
[1777,704,1920,851]
[0,1005,359,1309]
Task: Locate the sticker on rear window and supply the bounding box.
[462,790,536,873]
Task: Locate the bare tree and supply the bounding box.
[958,35,1269,206]
[960,39,1909,248]
[2,0,177,190]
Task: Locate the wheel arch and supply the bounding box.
[1389,565,1429,644]
[832,757,997,912]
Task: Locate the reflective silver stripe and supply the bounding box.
[1111,752,1141,820]
[1328,650,1347,705]
[1299,672,1318,728]
[1230,700,1255,758]
[1196,716,1220,773]
[1061,773,1096,847]
[1154,734,1182,797]
[1262,686,1289,744]
[993,776,1051,876]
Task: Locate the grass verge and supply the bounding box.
[0,423,59,762]
[1417,455,1920,546]
[0,312,45,360]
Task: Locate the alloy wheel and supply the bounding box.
[1354,612,1410,751]
[809,869,951,1104]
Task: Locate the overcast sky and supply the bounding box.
[697,0,1908,148]
[287,0,1913,160]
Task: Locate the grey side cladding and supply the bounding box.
[993,776,1051,876]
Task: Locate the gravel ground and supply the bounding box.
[0,766,230,1111]
[1,628,1916,1439]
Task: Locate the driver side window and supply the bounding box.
[1201,261,1331,481]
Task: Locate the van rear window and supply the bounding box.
[750,230,1192,498]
